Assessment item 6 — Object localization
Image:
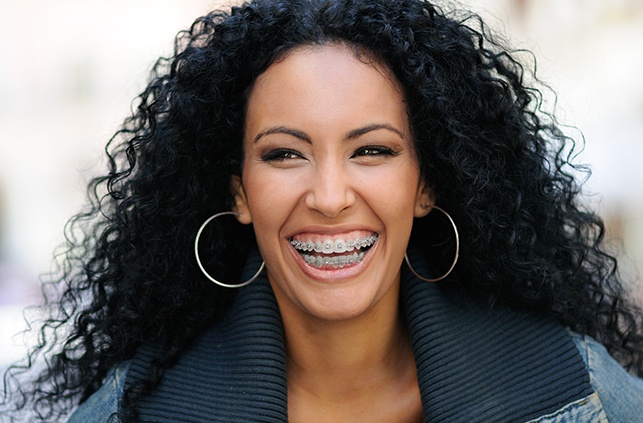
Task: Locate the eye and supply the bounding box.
[351,145,397,158]
[262,148,304,162]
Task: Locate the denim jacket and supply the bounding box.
[68,255,643,422]
[67,333,643,422]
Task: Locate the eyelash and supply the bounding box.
[351,146,397,158]
[261,145,398,162]
[261,149,303,162]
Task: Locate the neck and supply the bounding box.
[279,284,415,401]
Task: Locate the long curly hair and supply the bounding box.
[3,0,642,421]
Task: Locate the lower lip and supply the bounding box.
[289,240,378,282]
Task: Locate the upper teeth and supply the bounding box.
[290,235,378,254]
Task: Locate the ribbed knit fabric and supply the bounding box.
[126,253,287,422]
[125,250,593,422]
[402,248,593,422]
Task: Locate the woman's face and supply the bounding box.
[233,44,430,323]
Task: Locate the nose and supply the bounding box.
[305,161,356,218]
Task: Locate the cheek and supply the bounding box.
[242,168,302,234]
[357,165,421,212]
[249,184,290,215]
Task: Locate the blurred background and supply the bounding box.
[1,0,642,366]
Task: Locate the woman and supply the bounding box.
[3,0,643,421]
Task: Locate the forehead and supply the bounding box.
[251,43,401,95]
[244,44,408,136]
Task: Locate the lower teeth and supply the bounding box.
[302,252,365,268]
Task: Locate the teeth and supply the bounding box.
[302,252,366,268]
[291,235,377,254]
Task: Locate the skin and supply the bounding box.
[232,44,429,422]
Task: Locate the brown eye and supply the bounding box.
[352,146,396,158]
[262,149,304,162]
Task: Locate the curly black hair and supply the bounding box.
[3,0,642,421]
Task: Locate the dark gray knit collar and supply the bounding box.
[402,248,593,422]
[126,251,593,422]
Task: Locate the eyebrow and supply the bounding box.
[253,127,311,144]
[253,123,405,144]
[345,123,405,141]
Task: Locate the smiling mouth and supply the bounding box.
[289,234,378,269]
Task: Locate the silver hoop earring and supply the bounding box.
[405,205,459,282]
[194,211,265,288]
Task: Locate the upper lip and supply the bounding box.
[286,225,379,239]
[288,231,378,245]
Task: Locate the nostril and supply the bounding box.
[304,170,356,217]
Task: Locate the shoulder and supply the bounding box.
[526,331,643,423]
[569,331,643,422]
[66,361,130,423]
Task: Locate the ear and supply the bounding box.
[230,175,253,224]
[413,178,433,218]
